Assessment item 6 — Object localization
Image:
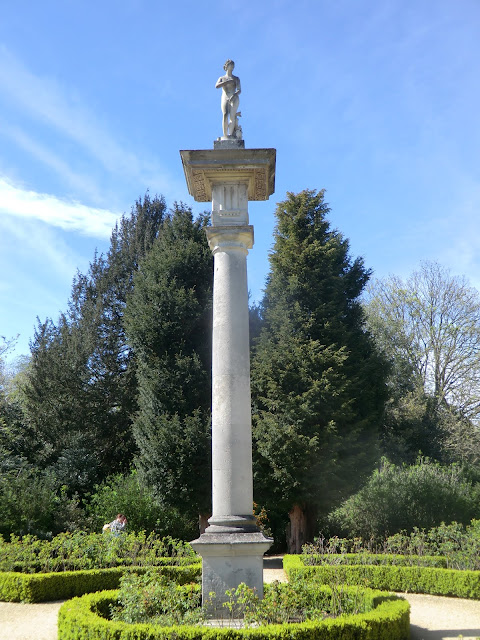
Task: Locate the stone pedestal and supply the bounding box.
[180,143,276,613]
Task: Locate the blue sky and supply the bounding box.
[1,0,479,361]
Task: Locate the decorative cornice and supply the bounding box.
[180,148,276,203]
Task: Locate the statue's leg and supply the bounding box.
[227,96,239,136]
[223,112,229,137]
[228,112,237,136]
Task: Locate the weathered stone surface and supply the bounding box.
[214,138,245,149]
[181,132,276,608]
[179,148,276,203]
[205,225,254,522]
[191,531,271,615]
[215,59,242,140]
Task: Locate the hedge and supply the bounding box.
[301,553,448,568]
[58,588,410,640]
[284,555,480,600]
[1,556,198,574]
[0,563,202,603]
[0,532,198,574]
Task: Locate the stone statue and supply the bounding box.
[216,59,242,139]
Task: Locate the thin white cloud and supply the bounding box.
[0,46,132,173]
[0,213,83,290]
[0,46,178,196]
[0,123,105,203]
[0,213,89,360]
[0,176,119,238]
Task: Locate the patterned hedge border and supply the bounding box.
[0,564,201,603]
[58,588,410,640]
[284,555,480,600]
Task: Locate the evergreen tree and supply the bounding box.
[251,190,388,552]
[20,194,166,495]
[125,204,213,525]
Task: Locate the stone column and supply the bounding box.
[180,145,276,614]
[207,226,254,527]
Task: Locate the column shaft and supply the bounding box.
[211,245,252,520]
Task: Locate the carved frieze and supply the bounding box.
[180,148,276,203]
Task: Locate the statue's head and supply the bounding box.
[223,59,235,71]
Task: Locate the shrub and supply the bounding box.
[384,520,480,570]
[86,471,198,539]
[301,552,447,568]
[328,458,480,539]
[218,579,370,624]
[0,468,63,538]
[303,518,480,571]
[111,573,375,627]
[0,531,198,573]
[111,573,203,625]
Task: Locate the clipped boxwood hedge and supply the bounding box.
[2,555,197,574]
[0,563,201,603]
[301,553,448,568]
[58,588,410,640]
[285,555,480,600]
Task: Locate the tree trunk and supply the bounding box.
[198,513,210,535]
[286,504,317,553]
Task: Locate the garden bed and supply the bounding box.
[284,554,480,599]
[0,563,202,602]
[58,586,410,640]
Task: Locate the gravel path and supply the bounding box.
[0,600,63,640]
[405,592,480,640]
[1,562,479,640]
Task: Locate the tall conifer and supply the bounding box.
[21,194,166,493]
[125,204,213,523]
[251,190,387,551]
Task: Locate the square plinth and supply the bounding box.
[190,530,272,616]
[180,148,276,203]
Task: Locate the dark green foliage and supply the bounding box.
[0,467,84,538]
[86,471,197,539]
[125,204,213,520]
[57,588,409,640]
[19,194,167,496]
[251,190,388,540]
[328,458,480,539]
[379,387,447,464]
[0,393,35,473]
[0,468,57,537]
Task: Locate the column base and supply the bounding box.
[190,529,273,616]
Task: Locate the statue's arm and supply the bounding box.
[215,76,226,89]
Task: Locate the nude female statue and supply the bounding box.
[215,59,242,138]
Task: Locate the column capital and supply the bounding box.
[205,225,254,254]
